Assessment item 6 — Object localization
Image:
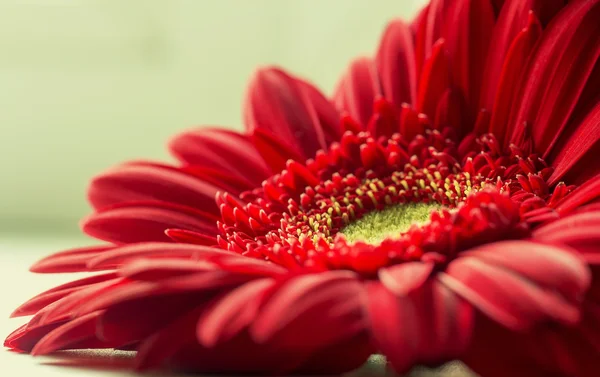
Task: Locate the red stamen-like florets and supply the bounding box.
[217,117,572,276]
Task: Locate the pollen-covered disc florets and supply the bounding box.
[217,124,571,276]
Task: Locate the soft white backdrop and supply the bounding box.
[0,0,425,234]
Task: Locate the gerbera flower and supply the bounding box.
[5,0,600,376]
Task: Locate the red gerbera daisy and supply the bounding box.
[5,0,600,376]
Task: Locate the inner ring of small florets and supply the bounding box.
[216,129,567,275]
[282,167,483,246]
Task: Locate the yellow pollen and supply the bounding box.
[355,198,364,209]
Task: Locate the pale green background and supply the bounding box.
[0,0,425,235]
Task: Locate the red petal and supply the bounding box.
[548,103,600,185]
[168,128,270,185]
[378,261,434,296]
[533,211,600,260]
[555,174,600,214]
[294,76,342,143]
[244,67,338,158]
[366,279,474,373]
[11,273,118,317]
[31,311,103,355]
[197,278,274,347]
[442,0,495,119]
[29,245,113,273]
[508,0,600,156]
[134,306,204,370]
[440,241,588,330]
[179,166,255,195]
[117,258,216,281]
[82,201,218,244]
[86,243,234,270]
[414,0,448,77]
[463,315,559,377]
[251,271,364,348]
[5,322,66,353]
[376,20,417,108]
[293,333,373,375]
[165,228,217,246]
[97,290,208,346]
[488,12,542,145]
[460,240,590,305]
[29,279,124,328]
[251,128,306,173]
[480,0,566,112]
[434,88,466,131]
[417,39,451,120]
[88,162,220,215]
[333,58,381,127]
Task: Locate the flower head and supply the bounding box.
[6,0,600,376]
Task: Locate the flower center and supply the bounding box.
[215,128,571,276]
[340,203,440,245]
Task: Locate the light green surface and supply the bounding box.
[341,203,439,244]
[0,0,426,234]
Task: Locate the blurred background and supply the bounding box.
[0,0,425,237]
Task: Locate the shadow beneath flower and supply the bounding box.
[37,350,478,377]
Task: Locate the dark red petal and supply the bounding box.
[74,271,247,319]
[488,12,542,145]
[548,103,600,185]
[134,306,204,370]
[31,311,103,355]
[442,0,495,119]
[366,279,474,373]
[293,333,373,375]
[555,174,600,214]
[97,291,210,346]
[480,0,566,111]
[440,241,588,330]
[29,245,114,273]
[508,0,600,156]
[333,58,381,127]
[82,201,218,244]
[417,39,451,120]
[88,162,220,215]
[376,20,417,107]
[463,316,559,377]
[434,88,466,131]
[245,67,338,158]
[5,322,67,353]
[414,0,448,77]
[168,128,270,185]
